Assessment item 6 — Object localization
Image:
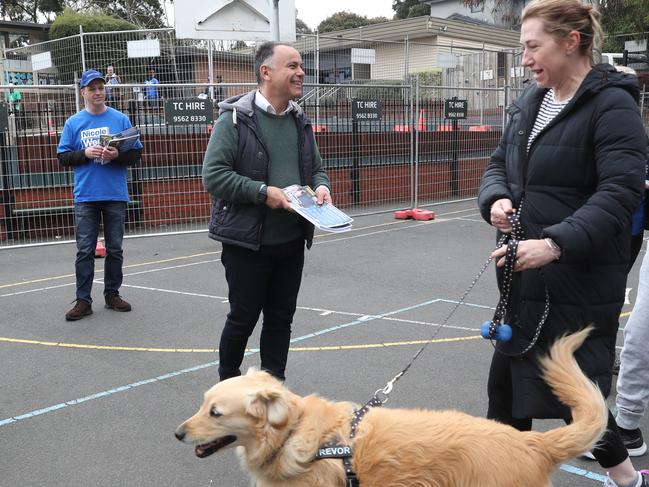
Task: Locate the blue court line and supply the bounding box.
[0,298,449,427]
[0,296,608,482]
[560,464,607,482]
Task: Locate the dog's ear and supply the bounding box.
[247,388,290,428]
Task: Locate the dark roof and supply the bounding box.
[0,19,51,31]
[445,13,494,27]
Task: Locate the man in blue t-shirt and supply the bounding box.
[144,68,160,105]
[57,68,143,321]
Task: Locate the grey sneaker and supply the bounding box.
[603,471,649,487]
[65,300,93,321]
[104,293,132,312]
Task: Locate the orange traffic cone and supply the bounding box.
[418,109,426,131]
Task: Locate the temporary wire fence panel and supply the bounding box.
[6,27,639,248]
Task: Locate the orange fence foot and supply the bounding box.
[394,208,435,221]
[95,239,106,258]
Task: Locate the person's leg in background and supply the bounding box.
[616,250,649,457]
[102,201,131,311]
[66,202,101,320]
[486,350,533,432]
[259,238,305,382]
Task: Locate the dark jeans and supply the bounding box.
[74,201,127,303]
[487,349,628,468]
[218,239,305,382]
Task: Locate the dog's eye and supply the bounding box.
[210,407,222,418]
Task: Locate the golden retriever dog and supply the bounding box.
[175,328,606,487]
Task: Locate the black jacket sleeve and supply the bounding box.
[111,149,142,167]
[58,149,88,167]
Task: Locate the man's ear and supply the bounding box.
[260,64,272,82]
[247,388,289,428]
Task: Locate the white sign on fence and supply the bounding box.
[127,39,161,58]
[351,48,376,65]
[31,51,52,71]
[480,69,494,81]
[510,67,524,78]
[625,39,647,53]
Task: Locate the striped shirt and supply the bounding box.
[527,89,571,153]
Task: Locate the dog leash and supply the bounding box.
[370,199,549,407]
[366,225,511,407]
[327,203,551,485]
[482,200,550,357]
[324,222,512,485]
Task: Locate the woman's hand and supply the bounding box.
[491,239,560,271]
[490,198,515,233]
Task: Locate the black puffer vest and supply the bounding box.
[208,91,316,250]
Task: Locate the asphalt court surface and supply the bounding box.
[1,199,647,486]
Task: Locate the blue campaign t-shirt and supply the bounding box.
[57,107,143,203]
[145,77,159,99]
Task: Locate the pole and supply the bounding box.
[208,40,215,100]
[272,0,280,41]
[351,117,360,205]
[450,98,459,196]
[0,127,16,239]
[79,25,87,72]
[413,75,420,208]
[315,31,320,127]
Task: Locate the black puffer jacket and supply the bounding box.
[478,64,646,418]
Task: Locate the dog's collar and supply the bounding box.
[259,426,296,469]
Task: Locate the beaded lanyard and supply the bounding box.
[487,199,550,357]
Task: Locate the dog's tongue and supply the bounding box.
[194,435,237,458]
[195,442,220,458]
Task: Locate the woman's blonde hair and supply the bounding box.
[522,0,603,65]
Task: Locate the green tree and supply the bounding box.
[296,17,312,34]
[49,7,138,39]
[48,8,139,84]
[598,0,649,52]
[317,11,375,33]
[1,0,166,28]
[0,0,64,23]
[81,0,167,29]
[393,0,430,19]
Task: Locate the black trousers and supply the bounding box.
[487,349,628,468]
[218,239,305,382]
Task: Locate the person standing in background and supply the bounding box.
[105,66,122,109]
[144,68,160,107]
[57,69,143,321]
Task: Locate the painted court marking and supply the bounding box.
[0,208,629,483]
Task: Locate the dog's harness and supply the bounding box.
[315,396,383,487]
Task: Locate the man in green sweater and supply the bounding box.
[202,41,332,382]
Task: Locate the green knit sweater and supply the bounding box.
[202,105,328,245]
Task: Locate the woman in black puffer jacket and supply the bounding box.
[478,1,647,486]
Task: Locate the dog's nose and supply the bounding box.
[175,428,185,441]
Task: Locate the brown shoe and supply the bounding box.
[65,300,93,321]
[104,293,132,312]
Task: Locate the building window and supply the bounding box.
[497,52,506,77]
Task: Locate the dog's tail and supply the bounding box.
[536,327,608,463]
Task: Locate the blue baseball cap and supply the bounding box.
[80,69,104,88]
